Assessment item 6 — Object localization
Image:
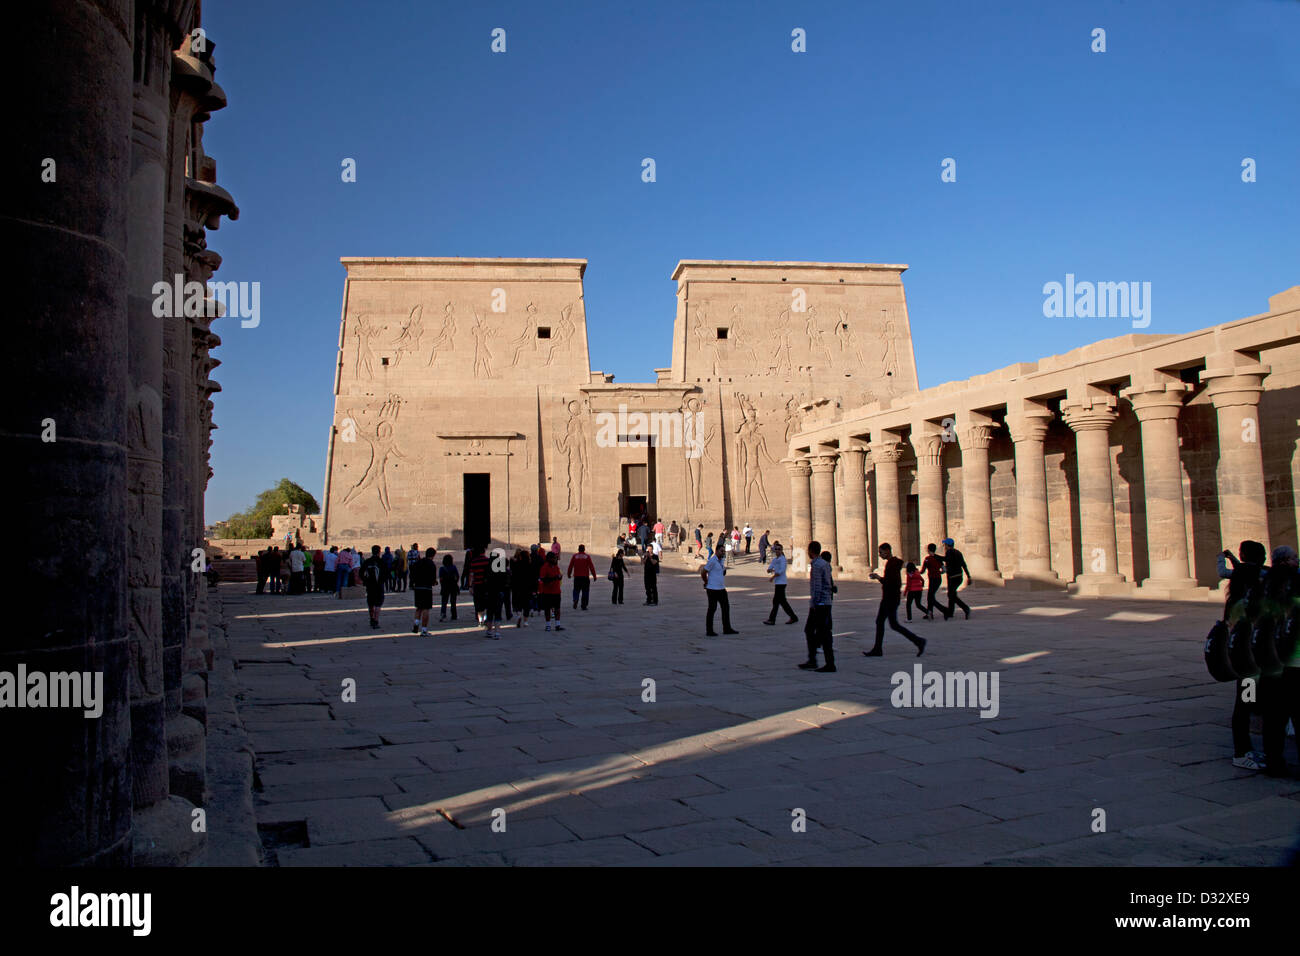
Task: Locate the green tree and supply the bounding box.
[223,479,320,538]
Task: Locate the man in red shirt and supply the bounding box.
[538,552,565,631]
[567,544,598,610]
[921,543,945,620]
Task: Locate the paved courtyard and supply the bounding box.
[215,558,1300,866]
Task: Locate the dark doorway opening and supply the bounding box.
[622,463,649,522]
[463,473,490,550]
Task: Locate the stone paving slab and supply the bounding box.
[221,566,1300,865]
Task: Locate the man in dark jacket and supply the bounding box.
[409,547,438,636]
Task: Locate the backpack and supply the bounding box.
[361,560,382,589]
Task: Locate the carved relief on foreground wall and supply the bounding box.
[338,394,409,515]
[554,397,590,513]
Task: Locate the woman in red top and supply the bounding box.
[538,552,565,631]
[905,562,929,622]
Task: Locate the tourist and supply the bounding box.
[701,541,738,636]
[529,545,544,613]
[705,531,714,557]
[904,561,928,621]
[410,547,437,635]
[731,527,741,555]
[567,544,597,610]
[407,543,422,587]
[865,542,926,657]
[312,547,324,592]
[538,552,565,631]
[798,540,835,671]
[550,537,561,557]
[485,548,510,639]
[467,546,491,625]
[638,521,651,556]
[278,547,290,594]
[922,543,946,619]
[643,547,659,605]
[509,549,535,627]
[381,547,394,592]
[939,538,972,620]
[394,545,407,592]
[758,529,770,565]
[334,547,350,598]
[266,545,282,594]
[668,520,680,550]
[743,523,753,554]
[438,553,459,621]
[1260,546,1299,777]
[461,547,474,591]
[764,541,798,626]
[654,518,665,551]
[360,545,386,630]
[609,548,626,604]
[694,524,704,554]
[289,544,305,594]
[1221,540,1269,770]
[322,546,338,594]
[254,548,267,595]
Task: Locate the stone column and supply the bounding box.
[911,427,946,551]
[1062,393,1129,595]
[957,417,1000,577]
[786,458,812,553]
[1120,377,1204,597]
[837,445,869,571]
[810,455,839,563]
[870,435,904,562]
[1005,404,1061,587]
[1200,359,1272,555]
[4,0,135,866]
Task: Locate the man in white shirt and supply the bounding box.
[323,546,339,593]
[762,541,798,625]
[700,547,739,636]
[289,545,305,593]
[743,524,753,555]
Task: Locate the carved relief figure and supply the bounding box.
[835,308,865,364]
[683,396,713,509]
[771,311,794,375]
[734,394,775,509]
[805,307,832,364]
[729,303,758,362]
[783,395,804,442]
[554,399,589,512]
[389,304,424,367]
[352,313,380,378]
[692,301,720,376]
[510,302,539,368]
[471,311,498,378]
[543,303,576,367]
[425,302,457,367]
[341,395,407,514]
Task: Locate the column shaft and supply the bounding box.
[787,460,812,553]
[1006,412,1057,581]
[1063,397,1127,594]
[837,447,869,570]
[958,424,998,576]
[1201,365,1271,554]
[810,456,839,563]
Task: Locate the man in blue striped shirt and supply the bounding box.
[799,541,837,672]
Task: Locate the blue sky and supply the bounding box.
[201,0,1299,522]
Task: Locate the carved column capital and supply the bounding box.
[1199,363,1270,410]
[870,441,904,463]
[910,432,945,467]
[1120,381,1191,422]
[809,455,839,475]
[1006,411,1053,445]
[958,423,996,451]
[784,458,812,479]
[1062,395,1120,432]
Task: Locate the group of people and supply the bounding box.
[1210,540,1300,778]
[254,543,425,597]
[691,523,764,560]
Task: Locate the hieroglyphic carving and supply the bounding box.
[729,303,758,362]
[509,302,539,367]
[389,304,423,366]
[806,307,833,364]
[554,398,589,512]
[682,395,714,509]
[692,300,720,376]
[835,308,865,364]
[341,395,407,513]
[783,395,804,442]
[770,318,794,375]
[352,313,380,377]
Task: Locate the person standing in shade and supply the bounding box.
[865,542,926,657]
[409,547,437,635]
[567,544,597,610]
[380,546,394,592]
[360,545,386,630]
[921,543,946,619]
[764,541,798,626]
[438,553,459,622]
[643,547,660,605]
[484,548,510,640]
[758,530,770,566]
[539,552,565,631]
[510,549,536,627]
[798,541,836,671]
[701,544,738,636]
[609,548,626,605]
[743,523,753,555]
[939,538,973,620]
[394,545,407,592]
[467,546,491,625]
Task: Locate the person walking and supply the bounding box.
[763,541,798,626]
[701,541,739,636]
[743,524,753,555]
[409,547,437,635]
[438,553,459,621]
[538,552,565,631]
[704,531,714,558]
[609,549,626,605]
[643,547,660,605]
[939,538,973,620]
[798,541,835,671]
[510,549,536,627]
[921,543,946,619]
[466,546,491,625]
[865,542,926,657]
[484,548,510,639]
[694,524,703,554]
[731,527,742,555]
[360,545,386,630]
[758,530,770,565]
[904,562,928,621]
[654,518,665,551]
[567,544,597,610]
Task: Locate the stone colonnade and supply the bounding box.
[5,1,236,865]
[785,348,1281,599]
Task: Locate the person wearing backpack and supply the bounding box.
[361,545,386,629]
[438,554,460,622]
[1221,540,1269,770]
